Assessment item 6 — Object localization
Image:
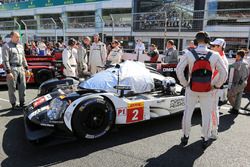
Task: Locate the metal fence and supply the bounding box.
[67,15,95,29]
[0,20,18,31]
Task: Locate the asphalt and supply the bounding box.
[0,85,250,167]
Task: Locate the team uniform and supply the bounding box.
[210,50,228,138]
[176,44,227,142]
[135,43,145,55]
[2,41,28,106]
[228,59,249,111]
[62,47,78,77]
[163,47,178,64]
[77,44,89,78]
[107,47,123,64]
[89,41,107,74]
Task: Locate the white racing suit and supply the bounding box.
[135,43,145,61]
[107,47,123,65]
[62,47,78,77]
[176,44,228,141]
[210,51,228,137]
[89,42,107,74]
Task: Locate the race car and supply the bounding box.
[23,61,227,142]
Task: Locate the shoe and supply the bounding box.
[228,108,239,115]
[181,135,189,146]
[11,104,18,110]
[210,129,218,140]
[20,102,25,108]
[202,138,209,149]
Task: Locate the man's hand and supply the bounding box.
[7,73,14,80]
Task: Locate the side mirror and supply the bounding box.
[114,85,132,97]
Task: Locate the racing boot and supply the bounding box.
[181,135,189,146]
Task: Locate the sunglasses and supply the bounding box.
[210,45,219,48]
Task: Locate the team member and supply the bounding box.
[106,40,123,65]
[77,37,91,78]
[134,39,145,61]
[89,34,107,74]
[176,31,227,148]
[2,31,29,109]
[209,38,229,139]
[228,50,249,114]
[183,40,197,54]
[62,38,78,78]
[163,40,178,64]
[145,44,159,63]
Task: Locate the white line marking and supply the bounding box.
[0,97,9,102]
[0,97,20,105]
[220,106,231,110]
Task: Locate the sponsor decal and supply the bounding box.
[163,68,176,72]
[28,105,50,120]
[117,108,126,116]
[170,98,185,108]
[126,102,144,123]
[59,95,66,100]
[33,94,52,108]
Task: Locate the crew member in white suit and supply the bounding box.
[176,31,227,149]
[62,38,78,77]
[89,34,107,74]
[107,40,123,65]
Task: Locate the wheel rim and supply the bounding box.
[85,106,106,131]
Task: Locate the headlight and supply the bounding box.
[47,98,68,120]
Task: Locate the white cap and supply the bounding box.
[210,38,226,49]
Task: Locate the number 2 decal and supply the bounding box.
[132,109,139,121]
[127,102,144,123]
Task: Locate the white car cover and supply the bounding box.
[80,61,154,94]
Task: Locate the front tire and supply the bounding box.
[72,97,115,140]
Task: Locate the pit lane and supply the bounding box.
[0,86,250,167]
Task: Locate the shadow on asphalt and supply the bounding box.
[143,113,237,167]
[145,141,205,167]
[1,108,238,167]
[0,108,23,117]
[218,114,238,132]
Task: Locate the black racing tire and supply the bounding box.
[35,69,53,85]
[72,97,115,140]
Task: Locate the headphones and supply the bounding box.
[195,31,210,44]
[68,38,76,46]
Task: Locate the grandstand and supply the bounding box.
[0,0,249,52]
